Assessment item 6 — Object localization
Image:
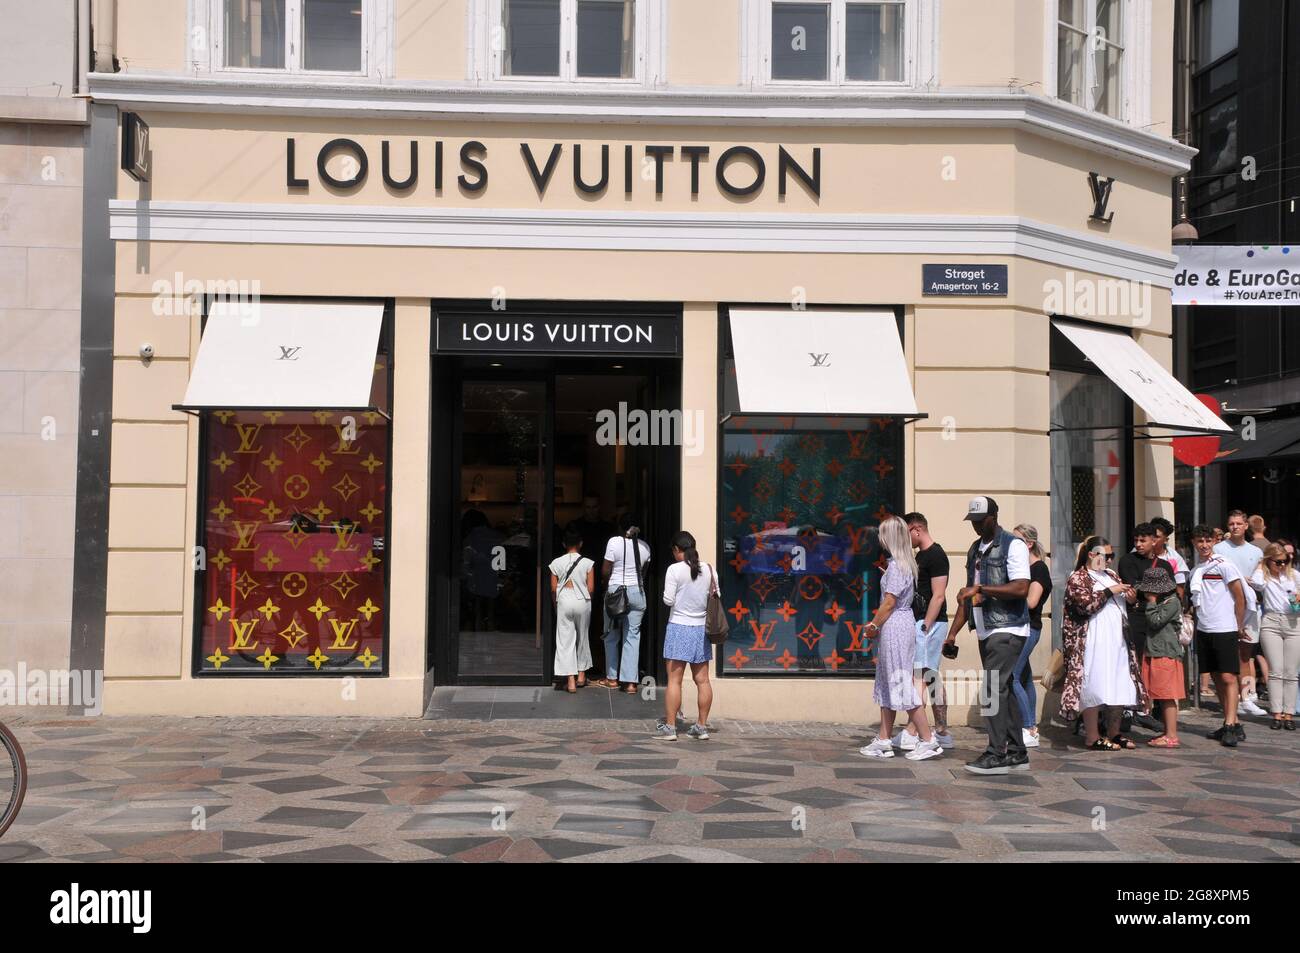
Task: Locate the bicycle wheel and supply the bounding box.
[0,721,27,839]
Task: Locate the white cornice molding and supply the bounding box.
[108,200,1178,286]
[89,72,1195,174]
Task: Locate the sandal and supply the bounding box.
[592,678,619,689]
[622,683,638,694]
[1147,735,1181,748]
[1087,738,1121,751]
[1110,735,1137,750]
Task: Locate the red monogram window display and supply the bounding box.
[197,403,388,674]
[720,424,903,675]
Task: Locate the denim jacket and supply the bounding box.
[964,527,1030,629]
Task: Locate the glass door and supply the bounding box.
[455,379,548,680]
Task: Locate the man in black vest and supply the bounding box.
[944,496,1033,775]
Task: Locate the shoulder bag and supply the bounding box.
[705,564,729,644]
[605,536,645,619]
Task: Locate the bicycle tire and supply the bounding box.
[0,721,28,839]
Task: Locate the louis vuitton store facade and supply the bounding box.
[87,83,1210,721]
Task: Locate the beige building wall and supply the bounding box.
[0,110,84,675]
[667,0,740,87]
[116,0,187,73]
[940,0,1045,89]
[394,0,469,81]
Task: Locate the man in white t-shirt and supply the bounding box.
[1214,510,1267,714]
[944,496,1031,776]
[1192,524,1248,746]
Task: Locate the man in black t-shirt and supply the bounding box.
[902,513,953,749]
[1117,523,1174,662]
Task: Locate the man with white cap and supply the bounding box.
[944,496,1032,774]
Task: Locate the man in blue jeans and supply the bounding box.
[944,496,1032,775]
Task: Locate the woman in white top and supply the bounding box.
[1250,542,1300,728]
[598,513,651,694]
[654,531,715,741]
[549,528,595,693]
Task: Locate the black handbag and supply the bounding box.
[604,536,643,619]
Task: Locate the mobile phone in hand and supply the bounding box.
[941,642,959,660]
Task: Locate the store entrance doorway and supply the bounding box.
[435,357,682,687]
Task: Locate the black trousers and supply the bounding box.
[979,631,1028,758]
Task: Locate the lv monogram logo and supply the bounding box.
[229,618,259,651]
[232,520,261,551]
[234,423,263,453]
[747,620,778,652]
[333,522,359,552]
[809,352,831,367]
[328,618,360,650]
[278,346,303,361]
[1088,172,1115,223]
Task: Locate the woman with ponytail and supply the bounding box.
[655,530,716,741]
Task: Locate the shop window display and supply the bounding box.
[719,422,903,675]
[196,359,389,675]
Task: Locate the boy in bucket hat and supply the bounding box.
[1139,564,1186,748]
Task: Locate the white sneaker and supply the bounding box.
[905,738,943,761]
[1022,729,1041,748]
[859,737,895,759]
[933,731,955,749]
[1239,697,1267,717]
[890,728,919,750]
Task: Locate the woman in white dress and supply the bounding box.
[550,528,595,693]
[1060,536,1149,751]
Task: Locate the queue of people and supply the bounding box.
[547,496,1298,756]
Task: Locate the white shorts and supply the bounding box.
[1243,609,1261,645]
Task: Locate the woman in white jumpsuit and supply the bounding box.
[551,528,595,692]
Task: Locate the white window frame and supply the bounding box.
[190,0,394,81]
[743,0,935,89]
[471,0,665,87]
[1045,0,1150,125]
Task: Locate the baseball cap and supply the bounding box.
[963,496,998,522]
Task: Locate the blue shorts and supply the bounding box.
[914,619,949,670]
[663,622,712,664]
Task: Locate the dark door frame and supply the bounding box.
[429,348,682,688]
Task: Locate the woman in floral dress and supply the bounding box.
[859,517,943,762]
[1059,535,1149,751]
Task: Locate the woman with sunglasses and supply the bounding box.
[1250,543,1299,729]
[1059,536,1150,751]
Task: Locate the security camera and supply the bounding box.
[139,343,155,361]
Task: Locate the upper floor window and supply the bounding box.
[494,0,644,81]
[213,0,380,74]
[766,0,908,84]
[1056,0,1125,118]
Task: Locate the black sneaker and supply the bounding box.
[964,752,1010,775]
[1208,723,1230,741]
[1005,751,1031,772]
[1233,723,1246,742]
[1220,727,1238,748]
[1132,712,1163,733]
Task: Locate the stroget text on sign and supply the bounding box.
[921,264,1008,296]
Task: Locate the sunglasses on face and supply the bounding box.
[1271,559,1288,566]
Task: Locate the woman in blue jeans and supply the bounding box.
[597,513,652,694]
[1012,524,1053,747]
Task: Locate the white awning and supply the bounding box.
[1052,320,1231,434]
[729,308,920,417]
[176,300,384,412]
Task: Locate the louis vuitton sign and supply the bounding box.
[287,137,821,200]
[435,311,681,355]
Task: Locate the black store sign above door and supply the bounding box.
[435,306,681,356]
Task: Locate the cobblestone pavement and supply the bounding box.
[1,705,1297,863]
